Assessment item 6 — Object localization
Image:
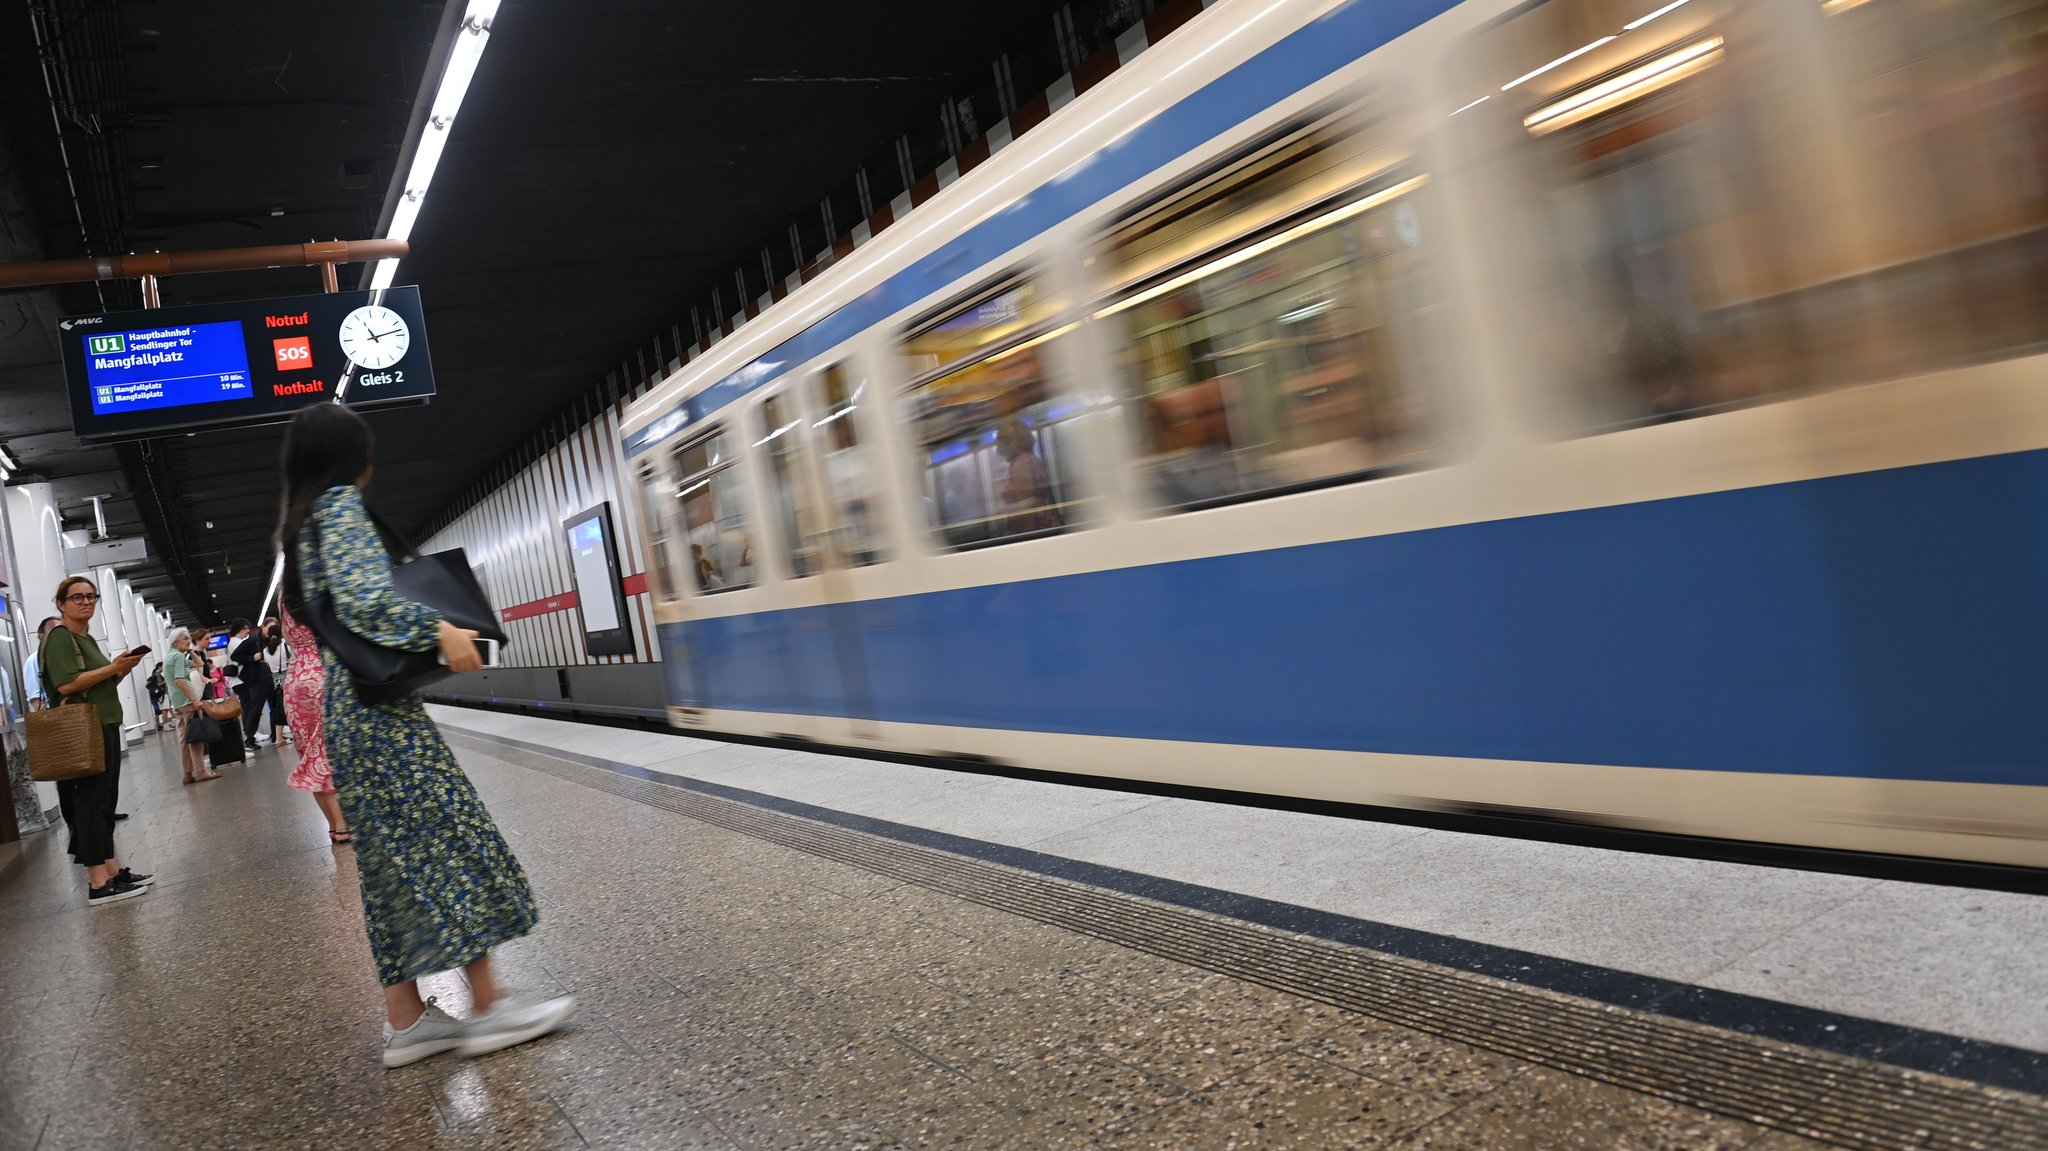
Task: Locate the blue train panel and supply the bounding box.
[659,449,2048,786]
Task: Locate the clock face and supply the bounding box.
[337,305,411,370]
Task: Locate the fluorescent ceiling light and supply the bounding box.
[370,0,499,295]
[1625,0,1694,29]
[1098,176,1429,319]
[1820,0,1875,11]
[1503,36,1616,91]
[1525,37,1723,135]
[1279,300,1335,324]
[1450,95,1491,116]
[429,26,489,124]
[258,551,285,623]
[0,446,16,471]
[753,418,802,448]
[387,191,425,246]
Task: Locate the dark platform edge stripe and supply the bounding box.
[447,726,2048,1099]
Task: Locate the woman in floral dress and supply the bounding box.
[279,605,347,843]
[278,404,574,1069]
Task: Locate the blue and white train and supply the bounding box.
[613,0,2048,868]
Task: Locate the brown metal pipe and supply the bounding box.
[0,239,408,290]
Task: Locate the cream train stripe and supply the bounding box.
[657,352,2048,626]
[670,707,2048,870]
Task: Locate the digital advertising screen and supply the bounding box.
[58,286,435,443]
[563,504,634,658]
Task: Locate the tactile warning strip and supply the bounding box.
[469,737,2048,1151]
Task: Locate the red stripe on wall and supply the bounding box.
[500,573,646,623]
[501,590,580,621]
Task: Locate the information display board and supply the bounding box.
[58,286,435,442]
[563,504,634,658]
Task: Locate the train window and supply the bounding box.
[1454,0,2038,424]
[757,392,820,579]
[1098,103,1440,509]
[670,428,757,593]
[812,362,883,566]
[637,460,681,603]
[1818,0,2048,376]
[901,276,1085,548]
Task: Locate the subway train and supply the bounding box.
[460,0,2048,870]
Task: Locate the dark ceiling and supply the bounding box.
[0,0,1072,624]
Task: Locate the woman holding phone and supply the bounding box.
[41,576,154,906]
[278,404,572,1069]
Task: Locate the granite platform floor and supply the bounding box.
[0,724,2023,1150]
[425,706,2048,1056]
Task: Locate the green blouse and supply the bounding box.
[40,625,123,724]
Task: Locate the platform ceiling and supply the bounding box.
[0,0,1067,621]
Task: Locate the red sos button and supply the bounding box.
[272,336,313,371]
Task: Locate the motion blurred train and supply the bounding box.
[550,0,2048,869]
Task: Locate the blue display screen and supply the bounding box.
[81,320,254,414]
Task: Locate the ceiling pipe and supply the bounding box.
[0,238,408,290]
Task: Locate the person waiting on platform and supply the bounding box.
[147,663,168,730]
[277,605,343,843]
[229,619,274,753]
[165,629,218,784]
[40,577,153,906]
[279,402,574,1069]
[262,616,291,745]
[22,616,59,713]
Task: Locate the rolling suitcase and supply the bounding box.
[207,716,246,768]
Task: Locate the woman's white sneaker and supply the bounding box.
[458,992,577,1058]
[382,999,468,1068]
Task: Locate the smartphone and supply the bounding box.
[438,637,501,669]
[125,645,151,658]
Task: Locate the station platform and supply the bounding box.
[3,710,2045,1150]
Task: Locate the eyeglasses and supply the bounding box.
[65,594,100,605]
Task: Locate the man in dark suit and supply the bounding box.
[228,620,274,753]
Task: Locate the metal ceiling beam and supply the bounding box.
[0,238,407,289]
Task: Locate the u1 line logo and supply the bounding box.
[88,334,126,355]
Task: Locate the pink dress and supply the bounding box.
[280,606,333,794]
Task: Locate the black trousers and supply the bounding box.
[55,724,121,868]
[239,671,274,741]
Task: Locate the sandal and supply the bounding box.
[329,829,353,844]
[194,771,222,782]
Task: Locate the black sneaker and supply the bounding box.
[88,878,146,907]
[117,868,152,889]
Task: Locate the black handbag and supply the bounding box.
[301,508,507,705]
[185,710,222,745]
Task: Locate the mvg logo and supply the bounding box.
[87,334,127,355]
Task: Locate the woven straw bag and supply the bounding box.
[26,631,106,782]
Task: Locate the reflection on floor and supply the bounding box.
[0,726,2028,1149]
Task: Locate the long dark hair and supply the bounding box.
[277,404,374,613]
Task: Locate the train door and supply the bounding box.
[632,451,709,721]
[746,371,881,744]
